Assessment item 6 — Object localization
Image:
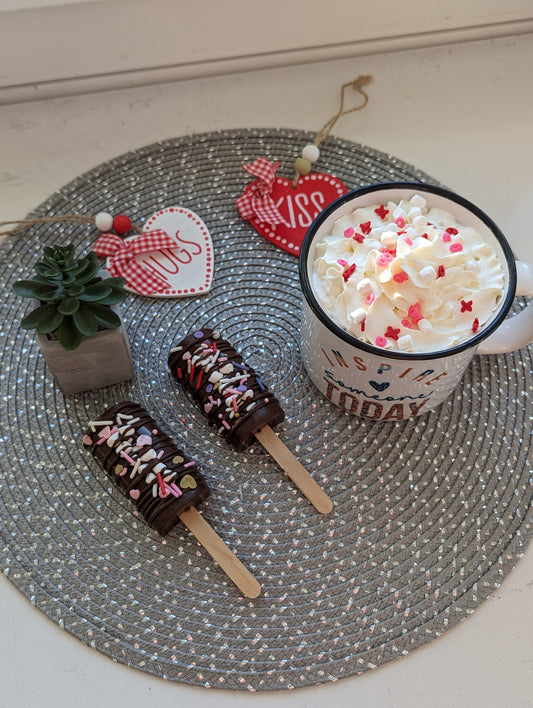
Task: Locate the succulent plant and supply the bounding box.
[12,244,127,351]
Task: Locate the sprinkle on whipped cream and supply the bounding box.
[311,194,505,353]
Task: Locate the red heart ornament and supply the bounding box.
[245,173,347,256]
[116,207,214,298]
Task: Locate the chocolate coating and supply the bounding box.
[168,328,285,452]
[83,401,210,535]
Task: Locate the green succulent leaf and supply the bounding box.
[77,281,113,302]
[30,273,59,286]
[72,302,98,337]
[62,260,79,272]
[105,276,127,291]
[37,309,65,334]
[96,291,126,306]
[12,279,63,301]
[58,296,80,315]
[20,303,64,333]
[74,258,100,284]
[90,303,122,330]
[34,262,61,279]
[65,283,84,296]
[97,277,127,303]
[57,316,84,351]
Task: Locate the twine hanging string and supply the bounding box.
[0,214,143,239]
[293,73,373,187]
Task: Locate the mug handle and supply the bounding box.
[477,261,533,354]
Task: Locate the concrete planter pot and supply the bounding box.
[36,307,134,395]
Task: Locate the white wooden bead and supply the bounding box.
[94,211,114,231]
[301,143,320,163]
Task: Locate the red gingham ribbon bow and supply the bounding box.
[236,157,288,226]
[93,230,178,295]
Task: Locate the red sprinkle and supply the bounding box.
[446,227,458,235]
[437,265,445,278]
[195,369,203,389]
[460,299,473,312]
[472,318,480,333]
[157,472,166,496]
[360,221,372,234]
[361,319,366,332]
[375,205,389,219]
[384,326,401,340]
[342,263,356,282]
[352,233,365,243]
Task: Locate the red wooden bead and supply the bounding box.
[113,214,132,235]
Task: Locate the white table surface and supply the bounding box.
[1,33,532,708]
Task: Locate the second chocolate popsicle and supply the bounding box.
[168,328,333,514]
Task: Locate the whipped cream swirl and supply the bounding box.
[311,194,505,353]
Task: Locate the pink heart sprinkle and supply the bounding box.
[82,434,92,446]
[343,227,354,238]
[129,489,140,500]
[182,351,191,360]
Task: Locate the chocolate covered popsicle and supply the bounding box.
[83,401,260,598]
[168,328,333,514]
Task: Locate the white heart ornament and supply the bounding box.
[119,207,214,297]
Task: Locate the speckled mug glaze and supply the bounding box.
[299,182,533,420]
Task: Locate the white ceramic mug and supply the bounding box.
[299,182,533,421]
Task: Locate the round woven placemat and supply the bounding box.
[1,129,532,691]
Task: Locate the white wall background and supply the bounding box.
[1,0,532,103]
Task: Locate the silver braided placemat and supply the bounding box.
[0,129,532,690]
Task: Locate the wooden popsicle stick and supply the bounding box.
[254,425,333,515]
[179,506,261,599]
